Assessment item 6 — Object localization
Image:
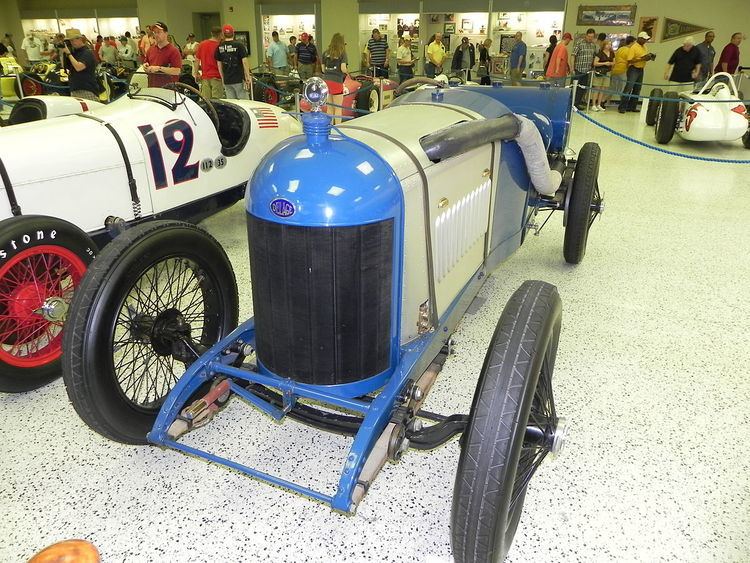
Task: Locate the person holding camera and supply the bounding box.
[60,29,99,101]
[618,31,655,113]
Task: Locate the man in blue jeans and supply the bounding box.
[618,31,655,112]
[572,28,597,109]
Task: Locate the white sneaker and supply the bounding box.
[591,105,601,112]
[598,105,606,112]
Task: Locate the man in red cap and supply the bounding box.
[143,21,181,87]
[295,32,318,80]
[216,24,251,99]
[545,32,573,86]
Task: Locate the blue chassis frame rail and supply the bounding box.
[148,267,489,514]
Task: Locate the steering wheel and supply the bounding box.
[394,76,447,96]
[164,81,219,130]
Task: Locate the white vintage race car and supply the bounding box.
[650,72,750,146]
[0,83,301,392]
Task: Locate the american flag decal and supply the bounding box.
[253,108,279,129]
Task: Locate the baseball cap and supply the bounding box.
[300,32,310,40]
[637,31,650,40]
[222,24,234,35]
[562,32,573,40]
[153,21,168,32]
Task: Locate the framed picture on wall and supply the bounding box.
[461,19,473,33]
[576,5,636,27]
[638,17,658,42]
[444,23,456,34]
[234,30,251,55]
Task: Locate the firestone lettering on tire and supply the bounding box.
[1,229,61,260]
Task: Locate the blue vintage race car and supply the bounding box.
[62,79,603,562]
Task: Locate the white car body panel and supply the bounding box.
[0,88,301,234]
[676,73,749,142]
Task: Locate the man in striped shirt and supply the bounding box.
[366,29,390,78]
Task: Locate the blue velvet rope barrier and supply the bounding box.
[584,84,750,104]
[574,108,750,164]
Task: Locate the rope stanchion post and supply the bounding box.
[15,74,23,99]
[586,70,594,109]
[295,91,300,114]
[250,76,255,101]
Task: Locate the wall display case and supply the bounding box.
[22,17,140,42]
[262,14,315,50]
[490,11,563,76]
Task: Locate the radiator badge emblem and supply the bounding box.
[270,198,296,218]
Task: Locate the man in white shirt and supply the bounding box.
[22,33,43,64]
[117,36,136,69]
[182,33,198,66]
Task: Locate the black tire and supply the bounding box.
[563,142,601,264]
[0,216,96,392]
[743,129,750,149]
[451,280,563,563]
[655,91,679,144]
[62,220,238,444]
[645,88,663,126]
[355,86,371,112]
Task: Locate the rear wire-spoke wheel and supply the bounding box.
[451,280,563,563]
[63,221,238,444]
[563,142,601,264]
[0,216,96,392]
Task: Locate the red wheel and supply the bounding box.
[19,74,43,97]
[0,216,96,392]
[264,86,279,105]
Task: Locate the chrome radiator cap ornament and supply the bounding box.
[303,77,328,112]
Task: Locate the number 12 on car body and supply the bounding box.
[138,119,200,189]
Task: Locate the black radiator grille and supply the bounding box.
[247,215,394,385]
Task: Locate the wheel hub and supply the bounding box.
[35,297,69,323]
[149,308,191,357]
[549,416,569,458]
[8,283,43,319]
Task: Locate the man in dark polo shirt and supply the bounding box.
[216,24,251,99]
[664,36,702,84]
[144,21,182,88]
[366,28,389,77]
[295,33,318,80]
[60,29,99,100]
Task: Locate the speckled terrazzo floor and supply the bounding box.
[2,111,749,563]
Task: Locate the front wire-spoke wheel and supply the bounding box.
[63,221,238,444]
[452,280,563,563]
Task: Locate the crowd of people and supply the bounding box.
[541,28,744,113]
[3,22,744,112]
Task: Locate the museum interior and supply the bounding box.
[0,0,748,562]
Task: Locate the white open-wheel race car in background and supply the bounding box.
[645,72,750,147]
[0,82,301,392]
